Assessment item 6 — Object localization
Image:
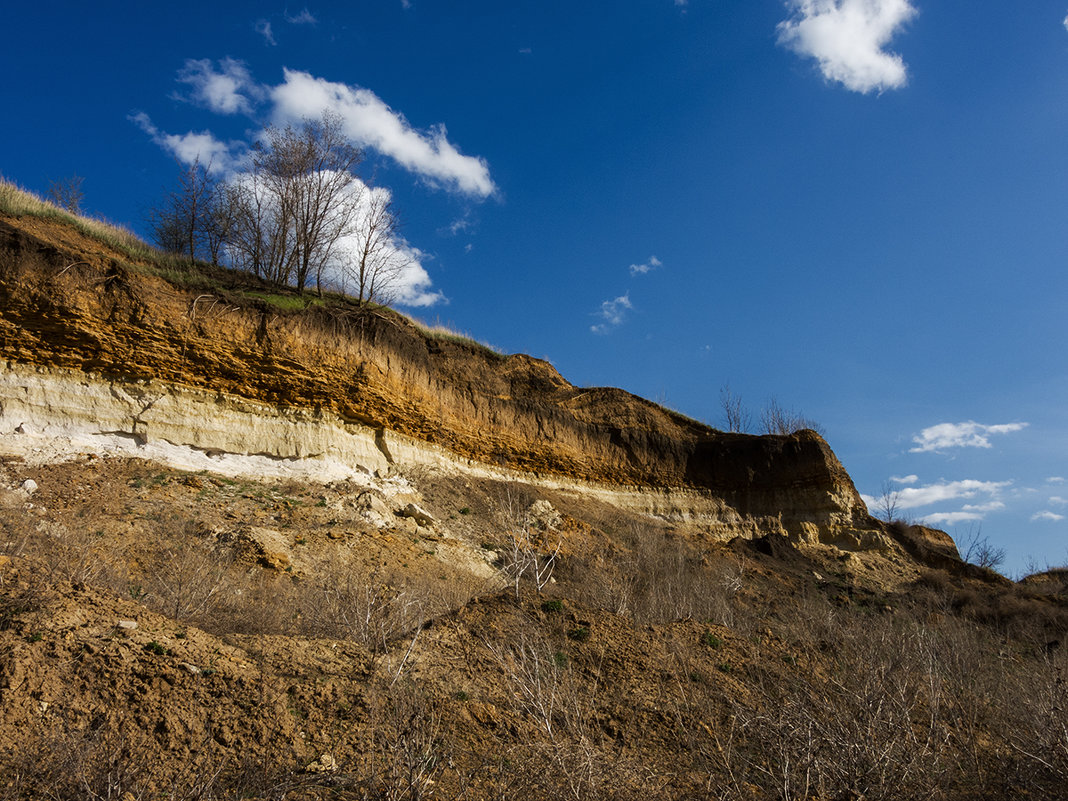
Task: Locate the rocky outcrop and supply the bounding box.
[0,213,879,543]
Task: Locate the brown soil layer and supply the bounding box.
[0,214,870,531]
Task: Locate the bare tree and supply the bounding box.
[231,110,363,292]
[874,479,903,523]
[341,187,411,306]
[959,524,1006,571]
[46,174,84,214]
[148,158,219,265]
[720,384,751,433]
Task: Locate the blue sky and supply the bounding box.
[3,1,1067,575]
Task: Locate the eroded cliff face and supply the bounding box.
[0,213,878,542]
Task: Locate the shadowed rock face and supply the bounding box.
[0,215,874,536]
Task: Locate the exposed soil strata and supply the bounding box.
[0,213,872,541]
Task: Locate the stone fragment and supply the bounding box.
[354,491,393,528]
[181,662,201,675]
[399,502,435,528]
[19,479,37,495]
[116,619,138,630]
[236,526,292,570]
[526,499,561,530]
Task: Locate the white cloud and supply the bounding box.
[629,255,662,276]
[270,70,495,198]
[129,113,236,173]
[1064,13,1068,32]
[1031,511,1066,522]
[255,19,277,46]
[777,0,918,94]
[1047,476,1066,484]
[1050,496,1067,506]
[177,58,260,115]
[890,474,918,484]
[922,511,984,526]
[591,293,633,335]
[285,8,317,24]
[909,421,1029,453]
[894,479,1011,510]
[961,501,1005,513]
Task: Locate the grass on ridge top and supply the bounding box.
[0,176,186,271]
[0,176,507,356]
[412,318,506,357]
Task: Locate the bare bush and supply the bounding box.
[759,397,823,436]
[494,485,563,598]
[368,682,445,801]
[958,523,1007,572]
[719,384,751,433]
[297,560,426,655]
[147,541,231,623]
[46,174,85,214]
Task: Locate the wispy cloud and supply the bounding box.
[777,0,918,94]
[629,255,662,276]
[129,113,237,173]
[909,421,1029,453]
[894,479,1011,510]
[864,477,1011,526]
[255,19,277,46]
[285,8,317,25]
[1031,510,1066,522]
[177,58,260,115]
[271,69,496,198]
[961,501,1005,513]
[890,474,918,484]
[1050,496,1067,506]
[591,293,633,335]
[923,511,984,526]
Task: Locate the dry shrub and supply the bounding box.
[366,682,445,801]
[293,559,427,654]
[145,541,232,623]
[562,525,748,628]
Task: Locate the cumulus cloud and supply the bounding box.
[129,113,237,173]
[142,65,495,198]
[591,293,633,335]
[1031,511,1066,522]
[890,474,918,484]
[177,58,260,115]
[255,19,277,46]
[777,0,918,93]
[909,421,1029,453]
[271,69,495,198]
[629,255,662,276]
